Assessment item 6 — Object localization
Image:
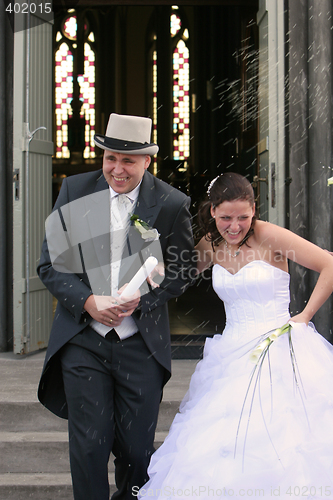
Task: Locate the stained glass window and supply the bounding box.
[152,49,158,151]
[55,42,73,158]
[55,14,95,159]
[150,6,190,166]
[78,43,96,158]
[63,15,77,40]
[170,12,181,37]
[171,10,190,160]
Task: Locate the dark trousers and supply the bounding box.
[60,326,164,500]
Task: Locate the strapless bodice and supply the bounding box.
[212,260,291,340]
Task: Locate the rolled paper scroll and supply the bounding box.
[119,256,159,299]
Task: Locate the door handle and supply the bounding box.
[252,175,268,188]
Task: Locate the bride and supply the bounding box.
[138,172,333,499]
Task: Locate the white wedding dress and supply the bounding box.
[139,261,333,499]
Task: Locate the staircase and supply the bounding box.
[0,352,196,500]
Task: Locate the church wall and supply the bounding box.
[287,0,333,337]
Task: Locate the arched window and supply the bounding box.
[78,38,96,159]
[55,39,73,159]
[150,6,190,167]
[55,12,96,159]
[152,40,158,150]
[171,6,190,161]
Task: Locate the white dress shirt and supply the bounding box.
[90,182,141,339]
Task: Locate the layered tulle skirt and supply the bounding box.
[139,322,333,499]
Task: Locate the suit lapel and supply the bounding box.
[134,171,161,226]
[81,174,111,293]
[125,171,161,259]
[119,172,161,287]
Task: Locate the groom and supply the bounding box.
[37,113,194,500]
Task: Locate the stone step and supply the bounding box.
[0,356,194,499]
[0,399,178,496]
[0,403,68,433]
[0,400,180,433]
[0,431,168,474]
[0,473,116,500]
[0,432,168,498]
[0,435,69,474]
[0,431,168,445]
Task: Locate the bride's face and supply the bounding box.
[211,199,255,246]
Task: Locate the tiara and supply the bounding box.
[207,174,223,197]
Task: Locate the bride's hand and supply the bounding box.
[289,313,310,325]
[147,262,165,288]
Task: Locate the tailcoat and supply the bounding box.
[37,169,194,419]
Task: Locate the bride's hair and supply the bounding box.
[198,172,256,247]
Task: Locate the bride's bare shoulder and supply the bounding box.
[254,220,281,240]
[195,235,213,252]
[195,235,216,273]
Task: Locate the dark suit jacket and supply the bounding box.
[37,169,194,418]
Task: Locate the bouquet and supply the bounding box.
[249,322,292,364]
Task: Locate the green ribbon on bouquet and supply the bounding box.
[249,322,292,364]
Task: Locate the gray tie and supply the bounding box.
[112,194,133,229]
[110,194,138,339]
[110,194,133,294]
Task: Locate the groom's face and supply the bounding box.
[103,151,151,193]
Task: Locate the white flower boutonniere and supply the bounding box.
[130,214,160,242]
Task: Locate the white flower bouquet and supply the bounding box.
[249,322,292,364]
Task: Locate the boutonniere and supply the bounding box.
[328,176,333,186]
[130,214,160,242]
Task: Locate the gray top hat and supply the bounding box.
[94,113,159,156]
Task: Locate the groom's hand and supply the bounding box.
[84,295,124,327]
